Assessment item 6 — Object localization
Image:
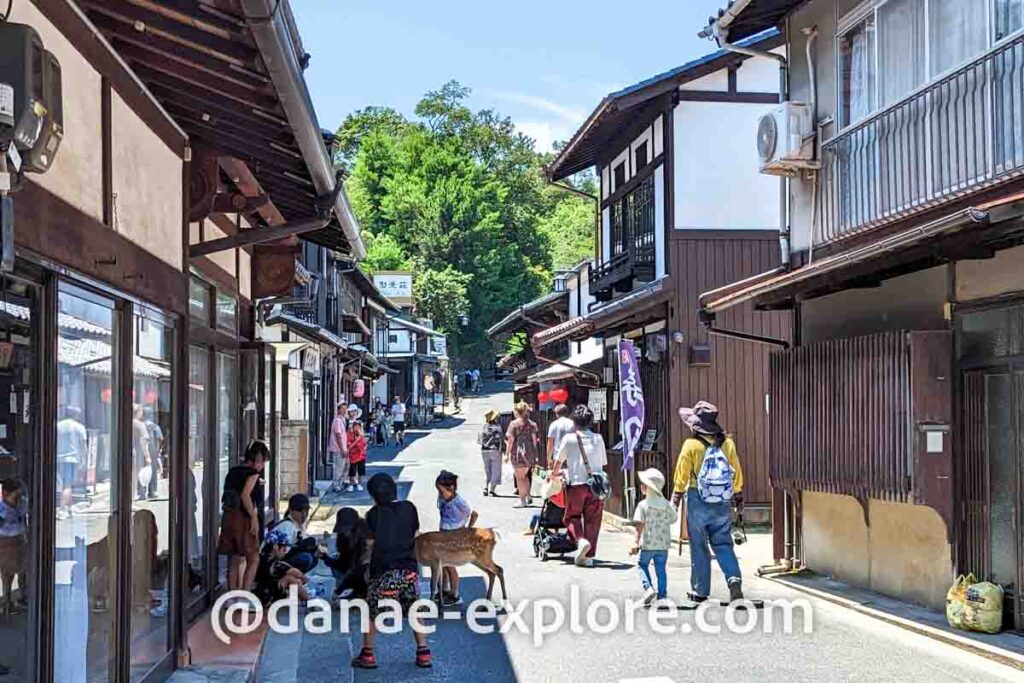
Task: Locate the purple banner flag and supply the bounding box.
[617,339,645,471]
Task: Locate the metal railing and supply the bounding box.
[821,33,1024,244]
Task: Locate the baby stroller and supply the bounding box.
[532,494,577,561]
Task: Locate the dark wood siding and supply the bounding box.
[667,231,790,505]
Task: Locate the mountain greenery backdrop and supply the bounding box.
[336,80,595,367]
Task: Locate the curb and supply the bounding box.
[770,575,1024,672]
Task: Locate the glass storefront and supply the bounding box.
[129,309,174,680]
[54,283,119,683]
[187,346,209,604]
[0,276,39,681]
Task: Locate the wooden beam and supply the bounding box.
[80,0,258,67]
[150,86,289,143]
[676,90,780,104]
[127,55,280,113]
[218,156,286,225]
[28,0,187,157]
[17,180,188,315]
[189,214,331,257]
[101,78,113,226]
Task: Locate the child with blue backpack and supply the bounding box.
[671,401,746,605]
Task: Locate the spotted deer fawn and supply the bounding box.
[415,527,507,602]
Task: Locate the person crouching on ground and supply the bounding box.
[477,409,504,496]
[272,493,319,574]
[254,530,310,605]
[631,468,676,607]
[671,400,745,604]
[435,470,477,606]
[351,473,431,670]
[346,413,367,493]
[323,507,369,600]
[551,404,607,567]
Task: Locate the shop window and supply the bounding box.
[189,276,211,324]
[129,310,174,679]
[54,283,118,682]
[187,346,209,603]
[216,291,237,333]
[0,276,38,681]
[216,352,239,584]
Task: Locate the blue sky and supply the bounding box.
[293,1,730,153]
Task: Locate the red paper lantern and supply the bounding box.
[101,387,112,404]
[549,387,569,404]
[144,390,158,405]
[537,391,550,404]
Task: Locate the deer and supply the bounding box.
[415,527,507,603]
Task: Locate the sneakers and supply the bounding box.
[441,591,463,607]
[482,489,490,497]
[356,484,364,492]
[728,580,745,603]
[351,648,378,669]
[642,586,657,607]
[415,646,433,668]
[686,592,708,604]
[573,539,592,566]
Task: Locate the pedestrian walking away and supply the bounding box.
[546,403,574,468]
[505,402,541,507]
[391,396,408,446]
[351,473,431,670]
[478,408,504,496]
[217,440,269,592]
[434,469,478,605]
[672,401,745,604]
[328,401,349,487]
[631,468,676,607]
[551,405,607,566]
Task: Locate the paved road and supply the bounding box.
[258,382,1024,683]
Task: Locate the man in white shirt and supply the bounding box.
[552,405,608,567]
[546,404,575,468]
[56,405,87,518]
[391,396,407,446]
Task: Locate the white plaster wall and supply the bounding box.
[679,70,728,92]
[111,93,183,270]
[735,48,787,92]
[11,2,102,221]
[601,208,611,262]
[673,101,780,230]
[239,248,252,300]
[202,220,235,276]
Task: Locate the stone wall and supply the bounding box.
[277,420,308,501]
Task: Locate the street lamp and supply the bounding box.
[458,314,470,327]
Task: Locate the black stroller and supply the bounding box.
[532,496,577,561]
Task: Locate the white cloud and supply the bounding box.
[486,91,587,124]
[515,120,577,154]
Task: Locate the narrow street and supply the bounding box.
[257,383,1023,683]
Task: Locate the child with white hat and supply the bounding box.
[631,468,677,607]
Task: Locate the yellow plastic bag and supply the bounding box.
[945,573,974,630]
[963,581,1004,634]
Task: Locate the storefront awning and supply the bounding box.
[264,310,349,351]
[486,290,570,339]
[700,198,1024,316]
[532,277,670,351]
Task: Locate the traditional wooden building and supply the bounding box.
[0,1,371,680]
[699,0,1024,625]
[530,33,791,517]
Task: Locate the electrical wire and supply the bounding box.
[1,0,12,23]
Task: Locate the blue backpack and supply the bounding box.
[696,439,734,503]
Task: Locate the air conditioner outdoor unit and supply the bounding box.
[756,102,814,176]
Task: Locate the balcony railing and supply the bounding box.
[590,174,656,300]
[821,33,1024,245]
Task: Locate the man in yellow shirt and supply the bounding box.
[672,401,745,604]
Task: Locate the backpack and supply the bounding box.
[481,424,503,451]
[696,438,734,503]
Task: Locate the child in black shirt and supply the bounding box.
[254,530,310,605]
[323,506,370,600]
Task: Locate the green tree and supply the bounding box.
[362,233,411,273]
[414,266,472,333]
[538,193,596,271]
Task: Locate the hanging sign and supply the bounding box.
[617,339,645,471]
